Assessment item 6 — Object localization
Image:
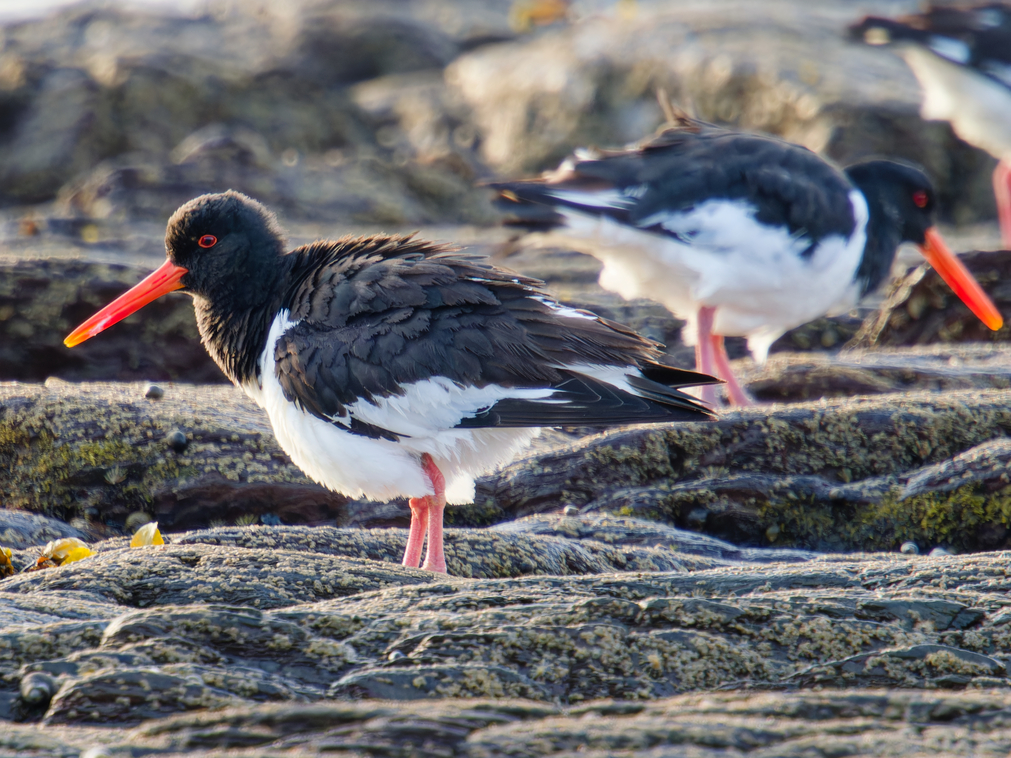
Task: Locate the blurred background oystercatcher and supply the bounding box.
[850,3,1011,249]
[63,191,717,574]
[491,114,1004,406]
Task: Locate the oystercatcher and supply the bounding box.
[64,191,717,573]
[850,3,1011,248]
[491,115,1003,406]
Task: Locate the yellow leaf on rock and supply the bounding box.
[131,521,164,547]
[36,537,92,568]
[61,546,93,564]
[1,546,13,578]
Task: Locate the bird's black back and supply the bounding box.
[271,235,715,438]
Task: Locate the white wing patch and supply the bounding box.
[346,378,556,438]
[639,198,816,262]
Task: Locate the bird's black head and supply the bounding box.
[165,190,287,300]
[842,159,1003,332]
[64,190,293,365]
[844,159,937,246]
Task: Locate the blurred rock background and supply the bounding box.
[0,0,1001,229]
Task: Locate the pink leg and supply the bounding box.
[711,334,753,407]
[994,159,1011,250]
[402,496,430,569]
[694,306,720,406]
[419,453,448,574]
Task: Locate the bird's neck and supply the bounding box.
[192,265,288,387]
[851,188,902,298]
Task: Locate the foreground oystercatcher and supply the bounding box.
[64,191,717,573]
[850,4,1011,248]
[491,115,1003,406]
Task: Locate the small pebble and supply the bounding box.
[20,672,57,706]
[81,749,112,758]
[166,429,188,452]
[900,541,919,555]
[562,505,579,517]
[388,650,405,662]
[929,546,952,557]
[765,524,781,542]
[144,383,164,400]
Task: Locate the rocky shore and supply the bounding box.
[4,0,1011,755]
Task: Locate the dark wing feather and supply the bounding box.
[271,235,715,437]
[492,119,857,244]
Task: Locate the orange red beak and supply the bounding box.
[919,228,1003,331]
[64,259,188,347]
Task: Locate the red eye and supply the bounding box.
[198,234,217,248]
[912,190,929,208]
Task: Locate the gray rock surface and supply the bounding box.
[0,511,86,551]
[739,343,1011,403]
[478,388,1011,553]
[3,533,1011,755]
